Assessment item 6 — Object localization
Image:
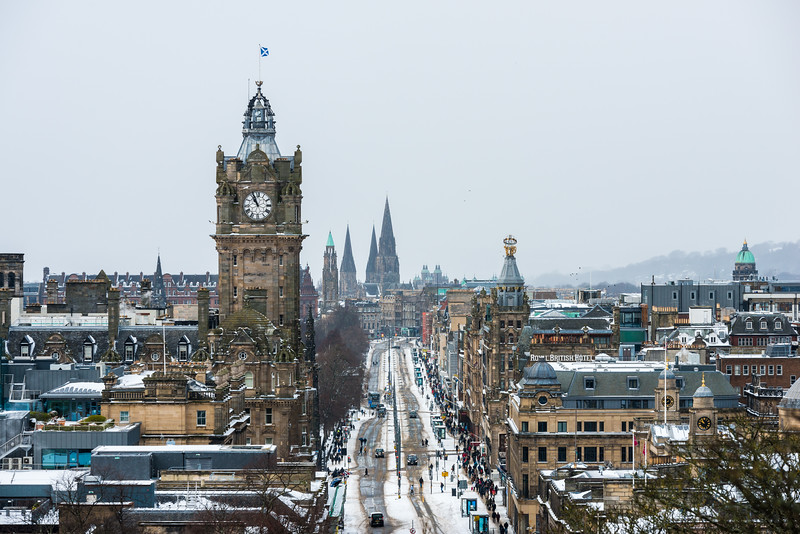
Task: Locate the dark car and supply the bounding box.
[407,454,418,465]
[370,512,384,526]
[330,477,342,487]
[409,410,418,419]
[375,448,385,458]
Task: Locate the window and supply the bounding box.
[777,365,783,376]
[83,343,93,362]
[599,447,605,462]
[7,273,14,289]
[279,286,284,297]
[196,410,206,427]
[279,314,284,326]
[725,365,732,375]
[0,273,3,287]
[676,377,685,389]
[768,365,774,376]
[537,421,547,433]
[178,341,189,361]
[522,474,529,499]
[124,343,134,362]
[728,291,733,300]
[690,291,696,300]
[557,447,567,462]
[576,448,582,461]
[743,365,749,375]
[577,421,582,432]
[760,365,766,376]
[538,447,547,462]
[776,320,783,330]
[233,254,238,266]
[627,377,639,390]
[233,286,238,298]
[734,365,741,376]
[584,421,598,432]
[584,377,596,390]
[622,421,627,432]
[500,321,505,329]
[760,320,768,330]
[584,447,598,462]
[622,446,627,462]
[557,421,567,433]
[522,447,528,462]
[746,320,753,331]
[302,428,308,447]
[119,411,129,423]
[792,375,797,385]
[672,291,678,300]
[521,421,528,432]
[740,337,753,346]
[265,408,273,425]
[245,372,254,389]
[709,291,714,300]
[279,255,283,266]
[20,342,29,358]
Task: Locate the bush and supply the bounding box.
[82,415,107,423]
[29,411,52,422]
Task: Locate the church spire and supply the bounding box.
[378,197,396,257]
[340,226,356,274]
[237,80,281,163]
[365,225,379,283]
[339,226,358,298]
[152,253,166,308]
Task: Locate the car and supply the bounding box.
[370,512,384,527]
[375,448,385,458]
[377,407,386,417]
[407,454,418,465]
[409,410,418,419]
[330,477,342,487]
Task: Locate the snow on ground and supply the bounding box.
[339,339,513,533]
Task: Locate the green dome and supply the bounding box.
[735,241,755,264]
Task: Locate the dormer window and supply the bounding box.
[584,377,596,390]
[178,336,191,361]
[746,320,753,331]
[760,320,768,330]
[627,377,639,390]
[83,336,96,362]
[19,336,33,357]
[124,336,137,362]
[775,320,782,330]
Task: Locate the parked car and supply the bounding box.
[370,512,384,526]
[375,448,385,458]
[407,454,418,465]
[409,410,418,419]
[330,477,342,487]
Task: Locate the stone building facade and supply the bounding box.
[321,232,339,311]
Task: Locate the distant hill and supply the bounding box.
[532,240,800,287]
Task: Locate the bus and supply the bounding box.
[368,391,381,408]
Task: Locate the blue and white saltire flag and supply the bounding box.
[260,46,269,57]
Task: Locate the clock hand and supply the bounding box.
[253,196,259,207]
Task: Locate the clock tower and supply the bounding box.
[213,80,304,353]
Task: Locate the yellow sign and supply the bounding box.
[442,471,449,477]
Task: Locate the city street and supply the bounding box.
[340,339,511,534]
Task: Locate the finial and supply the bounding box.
[256,80,263,87]
[503,235,517,257]
[701,372,705,387]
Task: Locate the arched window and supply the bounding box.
[0,272,4,287]
[7,272,14,290]
[245,372,254,389]
[20,336,33,357]
[124,336,137,362]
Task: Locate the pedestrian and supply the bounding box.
[440,482,444,492]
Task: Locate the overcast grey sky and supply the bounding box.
[2,1,799,286]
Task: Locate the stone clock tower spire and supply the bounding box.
[213,80,305,351]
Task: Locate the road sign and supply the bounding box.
[442,471,449,477]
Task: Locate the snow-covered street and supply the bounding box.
[334,339,512,534]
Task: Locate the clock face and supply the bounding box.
[151,352,160,361]
[238,351,248,361]
[697,416,712,431]
[662,395,675,408]
[51,352,60,360]
[537,395,548,406]
[243,191,271,221]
